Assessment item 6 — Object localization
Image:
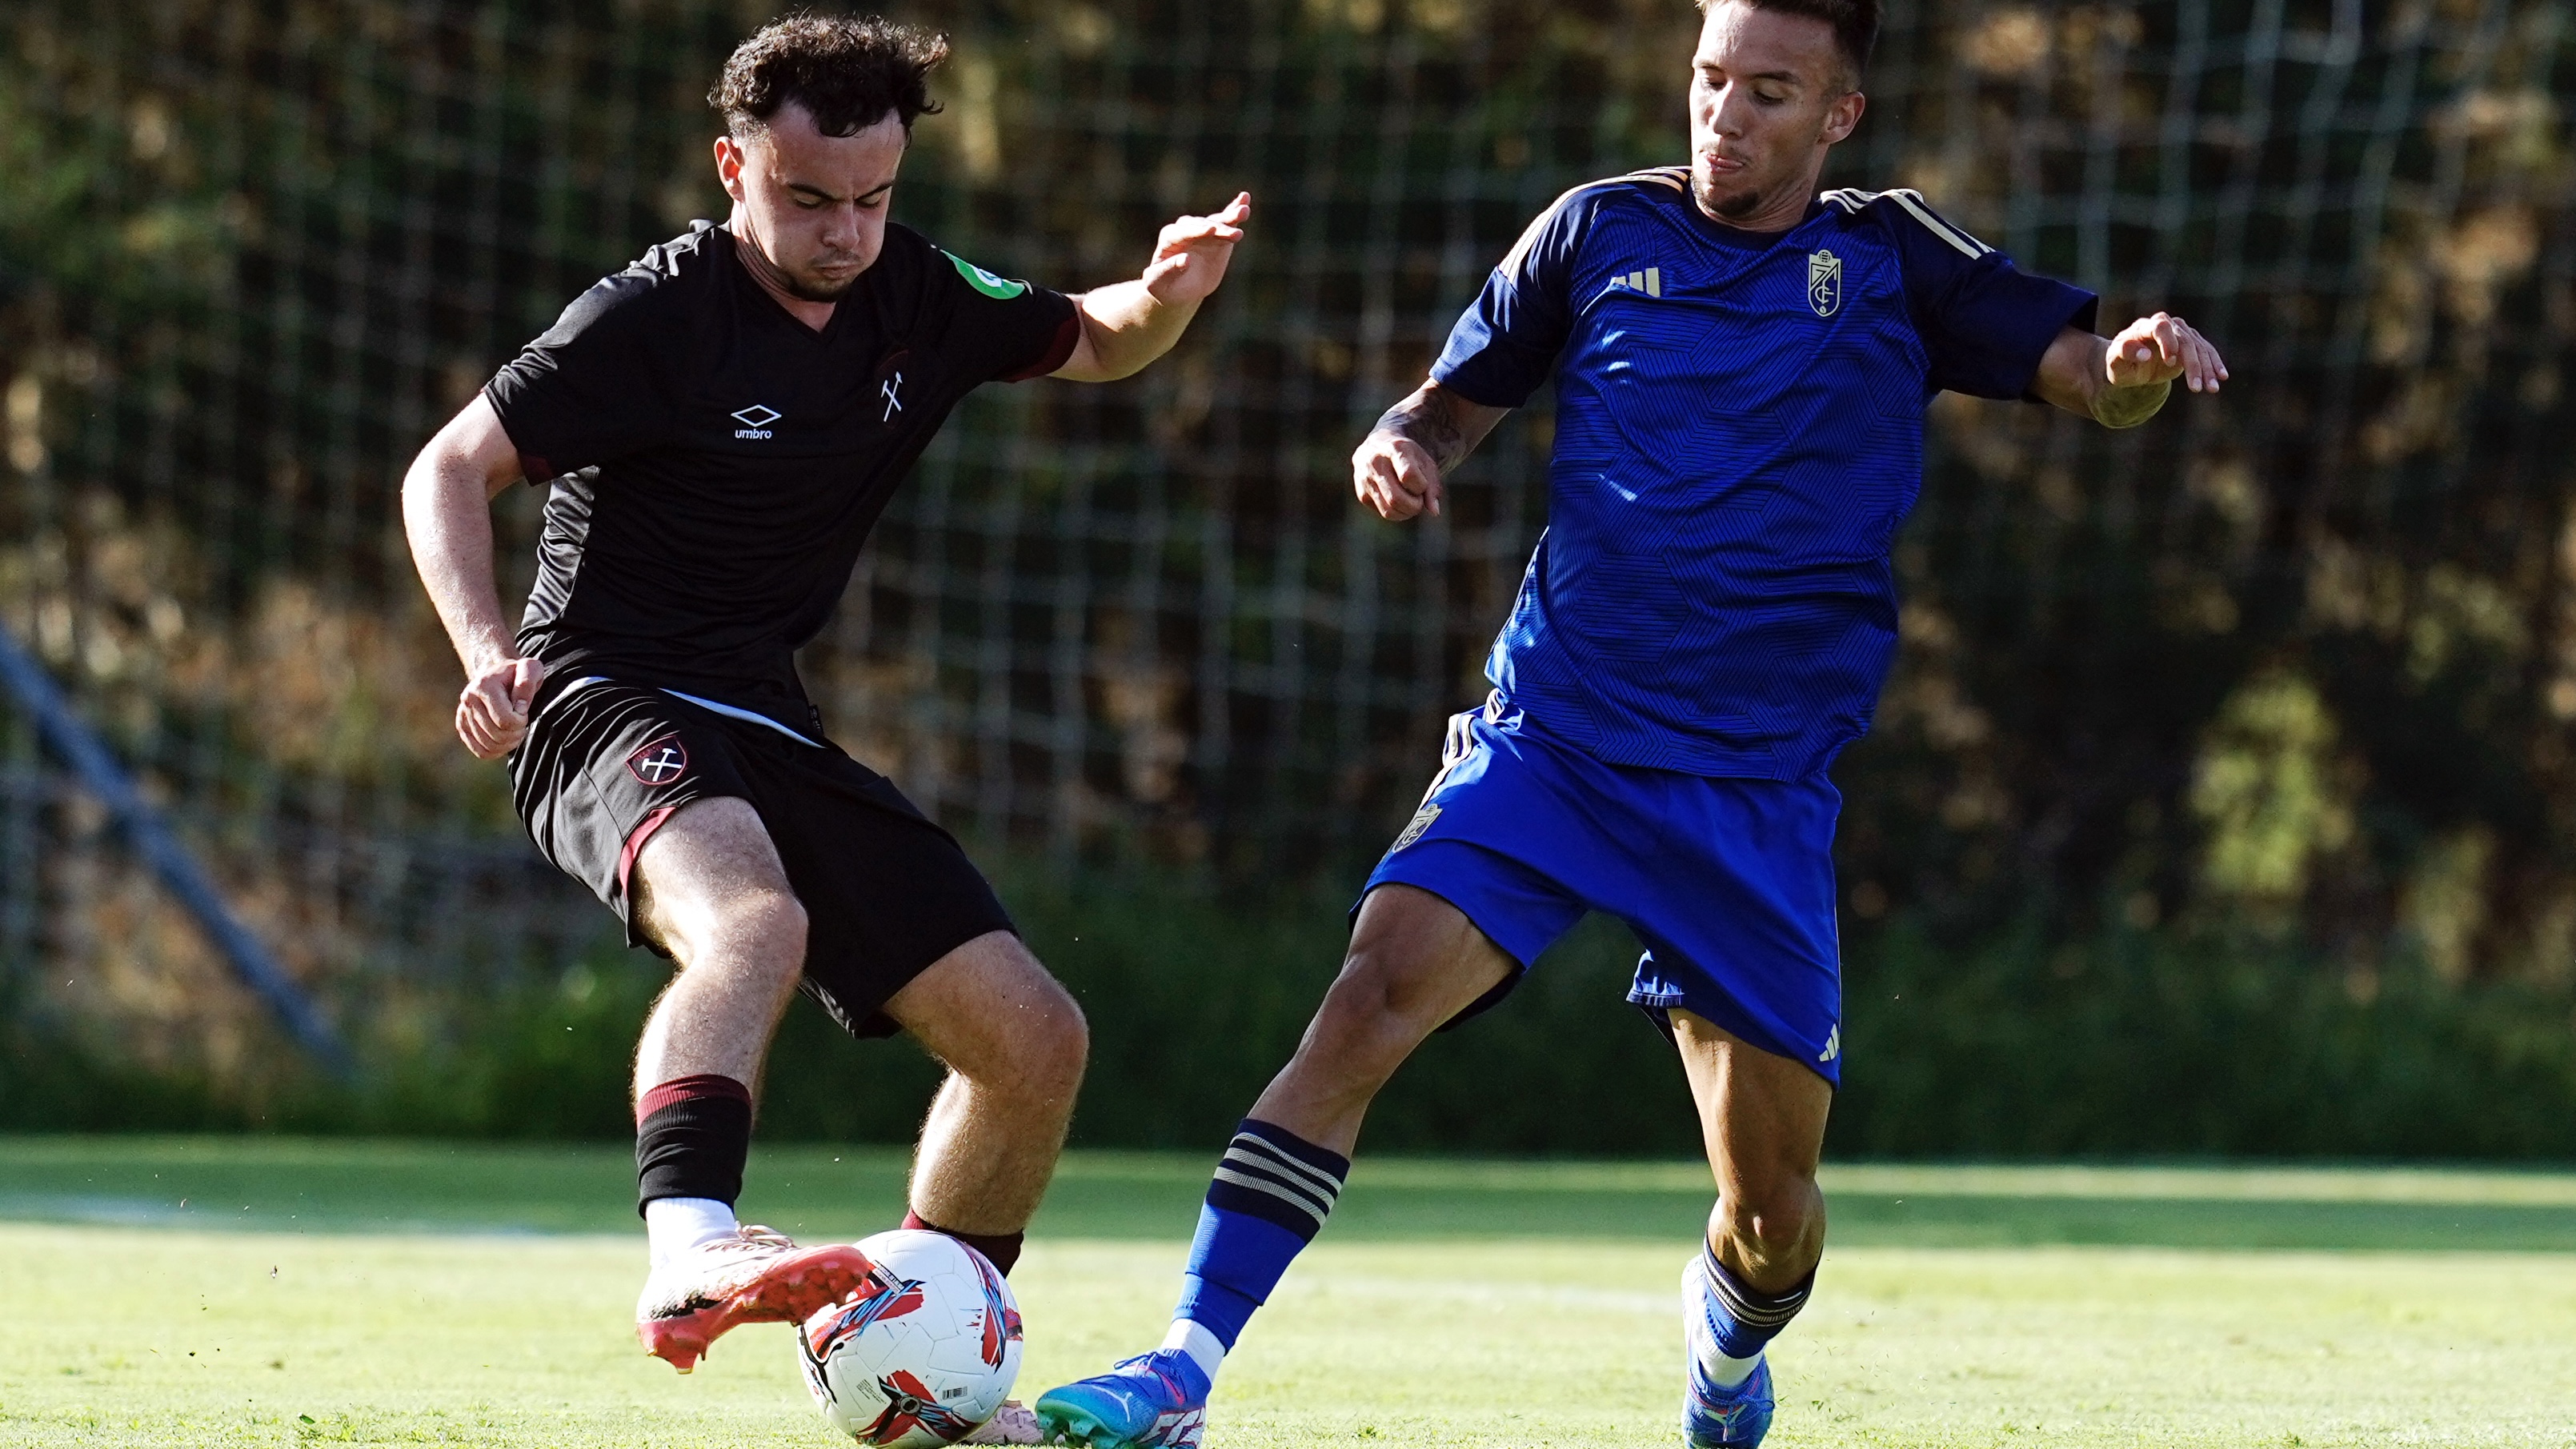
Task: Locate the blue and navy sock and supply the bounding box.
[1163,1119,1349,1383]
[1689,1240,1813,1387]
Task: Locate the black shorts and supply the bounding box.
[508,677,1015,1039]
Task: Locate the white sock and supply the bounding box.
[1701,1350,1761,1389]
[646,1196,739,1267]
[1161,1319,1227,1383]
[1682,1255,1761,1388]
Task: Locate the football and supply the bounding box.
[798,1229,1026,1445]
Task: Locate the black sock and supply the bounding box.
[634,1073,753,1216]
[904,1209,1024,1275]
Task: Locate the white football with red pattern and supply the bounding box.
[798,1229,1024,1445]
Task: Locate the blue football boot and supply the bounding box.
[1033,1349,1211,1448]
[1682,1353,1775,1447]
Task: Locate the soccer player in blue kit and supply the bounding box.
[1039,2,2227,1447]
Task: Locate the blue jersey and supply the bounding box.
[1433,169,2096,779]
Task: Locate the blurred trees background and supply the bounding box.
[2,0,2573,1153]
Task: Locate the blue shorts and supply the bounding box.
[1361,700,1845,1084]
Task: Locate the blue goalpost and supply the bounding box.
[0,622,355,1079]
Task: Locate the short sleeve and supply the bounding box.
[1880,194,2097,401]
[483,274,679,483]
[1428,187,1599,408]
[931,249,1081,383]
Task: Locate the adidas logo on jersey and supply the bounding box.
[731,403,780,439]
[1608,266,1664,298]
[1817,1024,1841,1063]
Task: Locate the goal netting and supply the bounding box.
[2,0,2567,1072]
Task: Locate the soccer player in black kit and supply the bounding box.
[399,14,1250,1400]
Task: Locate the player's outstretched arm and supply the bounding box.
[400,394,545,762]
[2033,311,2229,429]
[1352,380,1510,522]
[1052,192,1252,383]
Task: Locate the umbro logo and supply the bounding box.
[731,404,781,439]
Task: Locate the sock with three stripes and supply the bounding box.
[1164,1118,1350,1383]
[1689,1240,1813,1389]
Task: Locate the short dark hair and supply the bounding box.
[1698,0,1881,82]
[710,14,950,139]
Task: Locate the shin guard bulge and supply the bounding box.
[1170,1119,1350,1368]
[1691,1241,1813,1383]
[635,1073,754,1213]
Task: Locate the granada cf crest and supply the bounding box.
[1392,803,1442,852]
[1807,249,1841,317]
[627,734,689,787]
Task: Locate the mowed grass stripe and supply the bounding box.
[5,1138,2576,1251]
[2,1226,2572,1447]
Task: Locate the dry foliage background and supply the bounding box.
[2,0,2574,1132]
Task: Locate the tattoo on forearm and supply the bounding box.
[1377,388,1472,471]
[2092,378,2172,430]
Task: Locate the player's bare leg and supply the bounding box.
[1036,885,1508,1447]
[1248,885,1516,1152]
[885,932,1087,1446]
[885,929,1090,1247]
[1670,1011,1832,1447]
[632,797,807,1091]
[1673,1012,1829,1293]
[627,797,882,1373]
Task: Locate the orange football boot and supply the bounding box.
[635,1225,883,1373]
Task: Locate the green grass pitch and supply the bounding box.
[2,1139,2574,1446]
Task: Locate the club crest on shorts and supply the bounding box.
[1807,249,1841,317]
[1392,803,1442,851]
[627,734,689,787]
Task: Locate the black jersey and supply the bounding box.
[484,219,1079,735]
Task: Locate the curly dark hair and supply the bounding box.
[710,14,950,138]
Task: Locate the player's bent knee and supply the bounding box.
[997,975,1087,1100]
[1325,895,1515,1044]
[1320,947,1460,1045]
[1039,998,1090,1100]
[742,886,809,944]
[1325,949,1408,1021]
[906,935,1088,1103]
[1722,1176,1826,1261]
[689,887,807,980]
[1284,968,1438,1103]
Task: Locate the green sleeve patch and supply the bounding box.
[943,250,1032,300]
